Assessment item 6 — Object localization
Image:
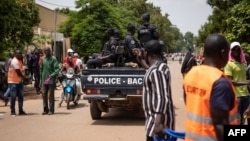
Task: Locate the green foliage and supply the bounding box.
[32,34,52,48]
[56,8,71,15]
[58,0,183,56]
[197,0,250,53]
[0,0,40,60]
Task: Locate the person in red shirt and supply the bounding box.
[63,48,77,65]
[38,49,44,65]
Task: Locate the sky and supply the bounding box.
[35,0,213,35]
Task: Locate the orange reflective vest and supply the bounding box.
[8,57,24,83]
[184,65,238,141]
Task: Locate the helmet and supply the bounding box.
[73,53,79,57]
[114,29,120,39]
[141,13,150,22]
[105,28,115,39]
[127,23,135,31]
[67,48,74,53]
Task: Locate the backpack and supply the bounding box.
[114,40,125,55]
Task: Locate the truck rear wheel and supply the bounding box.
[90,101,102,120]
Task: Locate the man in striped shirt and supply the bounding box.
[133,40,175,141]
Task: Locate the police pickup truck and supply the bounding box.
[81,65,145,119]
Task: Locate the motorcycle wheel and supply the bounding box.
[66,94,71,110]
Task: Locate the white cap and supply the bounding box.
[74,53,78,57]
[67,48,74,53]
[230,42,241,49]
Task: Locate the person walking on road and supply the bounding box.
[30,48,41,94]
[40,47,60,115]
[224,41,250,125]
[133,40,175,141]
[183,34,238,141]
[8,50,27,116]
[181,49,197,78]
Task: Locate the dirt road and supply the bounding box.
[0,61,185,141]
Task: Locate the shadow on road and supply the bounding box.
[91,108,145,126]
[23,85,64,101]
[58,103,88,110]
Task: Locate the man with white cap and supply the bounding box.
[224,41,250,125]
[74,53,83,69]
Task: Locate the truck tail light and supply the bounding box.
[137,89,143,95]
[86,89,100,94]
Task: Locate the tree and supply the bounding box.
[58,0,182,56]
[183,32,194,51]
[196,0,249,52]
[0,0,40,60]
[32,34,52,48]
[225,0,250,44]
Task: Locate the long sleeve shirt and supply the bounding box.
[143,61,175,137]
[40,56,59,84]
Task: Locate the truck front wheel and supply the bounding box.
[90,101,102,120]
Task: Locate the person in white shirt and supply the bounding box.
[74,53,83,69]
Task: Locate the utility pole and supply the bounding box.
[53,9,57,55]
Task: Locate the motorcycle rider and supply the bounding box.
[58,56,81,107]
[63,48,76,65]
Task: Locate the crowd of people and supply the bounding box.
[1,12,250,141]
[0,46,84,116]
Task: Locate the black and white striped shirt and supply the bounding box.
[143,61,175,137]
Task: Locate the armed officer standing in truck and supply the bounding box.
[138,13,159,48]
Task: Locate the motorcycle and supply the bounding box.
[61,68,81,109]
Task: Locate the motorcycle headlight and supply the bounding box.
[65,86,72,93]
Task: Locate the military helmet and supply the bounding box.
[127,23,135,31]
[141,13,150,22]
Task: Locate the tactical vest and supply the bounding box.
[184,65,238,141]
[138,24,155,46]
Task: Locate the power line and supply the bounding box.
[37,0,75,8]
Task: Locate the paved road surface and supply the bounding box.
[0,61,185,141]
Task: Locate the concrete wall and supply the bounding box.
[34,5,68,33]
[32,4,71,60]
